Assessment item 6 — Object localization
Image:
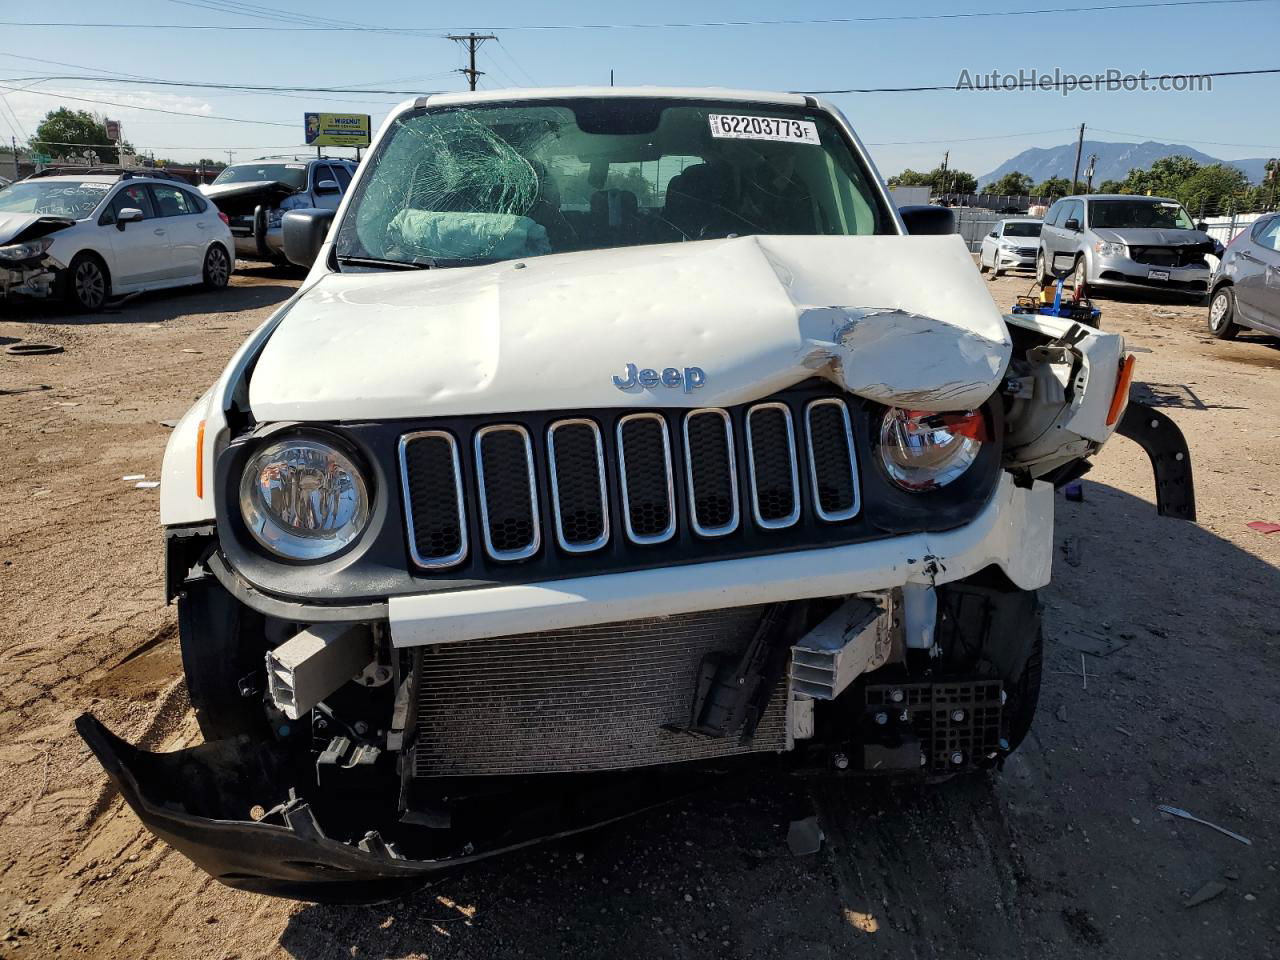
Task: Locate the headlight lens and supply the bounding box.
[1094,240,1126,258]
[878,408,986,491]
[239,438,370,560]
[0,237,53,261]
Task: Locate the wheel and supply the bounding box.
[202,244,232,290]
[993,265,1004,278]
[1207,286,1240,340]
[1036,249,1051,285]
[978,257,989,274]
[63,253,109,312]
[1004,627,1043,752]
[1072,255,1087,292]
[178,579,269,740]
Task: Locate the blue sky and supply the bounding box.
[1,0,1277,177]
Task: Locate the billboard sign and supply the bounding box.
[105,119,121,142]
[304,113,371,148]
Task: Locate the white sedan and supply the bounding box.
[0,172,234,311]
[978,217,1043,278]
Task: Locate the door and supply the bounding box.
[149,184,204,279]
[1040,201,1063,263]
[99,184,171,287]
[1235,216,1280,330]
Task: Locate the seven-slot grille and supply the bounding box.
[399,397,863,568]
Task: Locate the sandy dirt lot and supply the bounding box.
[1,264,1277,959]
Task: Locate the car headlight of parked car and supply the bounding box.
[878,408,987,491]
[239,437,370,560]
[0,237,53,261]
[1094,240,1126,258]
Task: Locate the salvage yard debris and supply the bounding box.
[1157,805,1252,846]
[1245,521,1280,535]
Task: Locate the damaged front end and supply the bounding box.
[202,180,298,261]
[0,216,73,300]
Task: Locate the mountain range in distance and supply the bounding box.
[979,140,1271,188]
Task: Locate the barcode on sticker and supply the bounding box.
[708,114,820,145]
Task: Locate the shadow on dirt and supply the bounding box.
[0,272,297,327]
[273,481,1280,960]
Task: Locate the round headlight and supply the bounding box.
[239,438,370,560]
[878,408,986,492]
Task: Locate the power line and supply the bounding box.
[1089,126,1280,149]
[2,0,1273,33]
[0,73,435,98]
[0,81,297,126]
[447,33,496,91]
[801,66,1280,93]
[865,127,1079,145]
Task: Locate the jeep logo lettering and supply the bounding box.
[612,363,706,393]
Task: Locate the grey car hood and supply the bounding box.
[1091,227,1212,246]
[0,212,77,246]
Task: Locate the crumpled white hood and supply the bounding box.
[248,234,1011,421]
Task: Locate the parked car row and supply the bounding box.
[0,155,359,311]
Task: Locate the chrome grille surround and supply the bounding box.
[804,397,861,522]
[616,412,677,545]
[682,408,739,537]
[474,423,541,561]
[745,402,801,530]
[398,429,468,570]
[546,418,610,553]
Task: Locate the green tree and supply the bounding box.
[887,166,977,194]
[1096,179,1126,194]
[1175,163,1251,218]
[1034,176,1073,198]
[30,108,133,164]
[988,171,1034,196]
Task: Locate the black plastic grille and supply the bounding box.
[747,405,799,527]
[618,415,674,542]
[400,432,466,567]
[548,420,607,550]
[477,427,539,559]
[684,410,736,535]
[398,390,869,571]
[806,400,858,520]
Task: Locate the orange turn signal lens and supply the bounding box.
[1106,354,1136,426]
[196,419,206,498]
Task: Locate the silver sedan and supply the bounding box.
[979,218,1042,277]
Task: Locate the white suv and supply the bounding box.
[0,171,234,311]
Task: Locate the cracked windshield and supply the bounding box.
[336,99,887,266]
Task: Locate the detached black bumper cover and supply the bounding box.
[75,714,695,903]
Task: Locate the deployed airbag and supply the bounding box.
[387,209,550,261]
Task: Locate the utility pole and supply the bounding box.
[1070,123,1086,194]
[940,150,950,199]
[448,33,497,91]
[225,149,234,166]
[10,136,17,181]
[1084,153,1097,194]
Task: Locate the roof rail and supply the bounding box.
[248,154,356,163]
[25,165,191,184]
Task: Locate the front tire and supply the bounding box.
[1036,249,1051,285]
[63,253,109,312]
[202,244,232,290]
[1207,286,1240,340]
[1072,255,1087,292]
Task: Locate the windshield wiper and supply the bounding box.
[336,255,433,271]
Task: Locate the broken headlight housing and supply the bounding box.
[0,237,53,261]
[239,437,370,560]
[878,408,986,492]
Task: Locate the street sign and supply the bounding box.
[105,119,121,142]
[31,152,51,164]
[304,113,371,148]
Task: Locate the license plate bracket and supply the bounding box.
[1148,269,1171,281]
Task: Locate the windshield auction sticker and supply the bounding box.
[708,114,820,144]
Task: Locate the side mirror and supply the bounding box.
[315,179,339,195]
[1195,220,1208,232]
[116,207,144,231]
[282,208,336,268]
[989,230,999,238]
[1063,217,1081,232]
[899,204,956,236]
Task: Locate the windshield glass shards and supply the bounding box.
[336,98,890,268]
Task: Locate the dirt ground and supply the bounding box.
[0,263,1277,960]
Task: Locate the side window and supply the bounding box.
[312,163,335,190]
[1043,201,1062,227]
[185,189,208,213]
[104,184,156,223]
[332,165,352,190]
[1063,200,1083,229]
[1256,217,1280,252]
[151,184,195,217]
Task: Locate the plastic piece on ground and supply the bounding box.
[1245,521,1280,535]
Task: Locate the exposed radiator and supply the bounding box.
[411,605,790,778]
